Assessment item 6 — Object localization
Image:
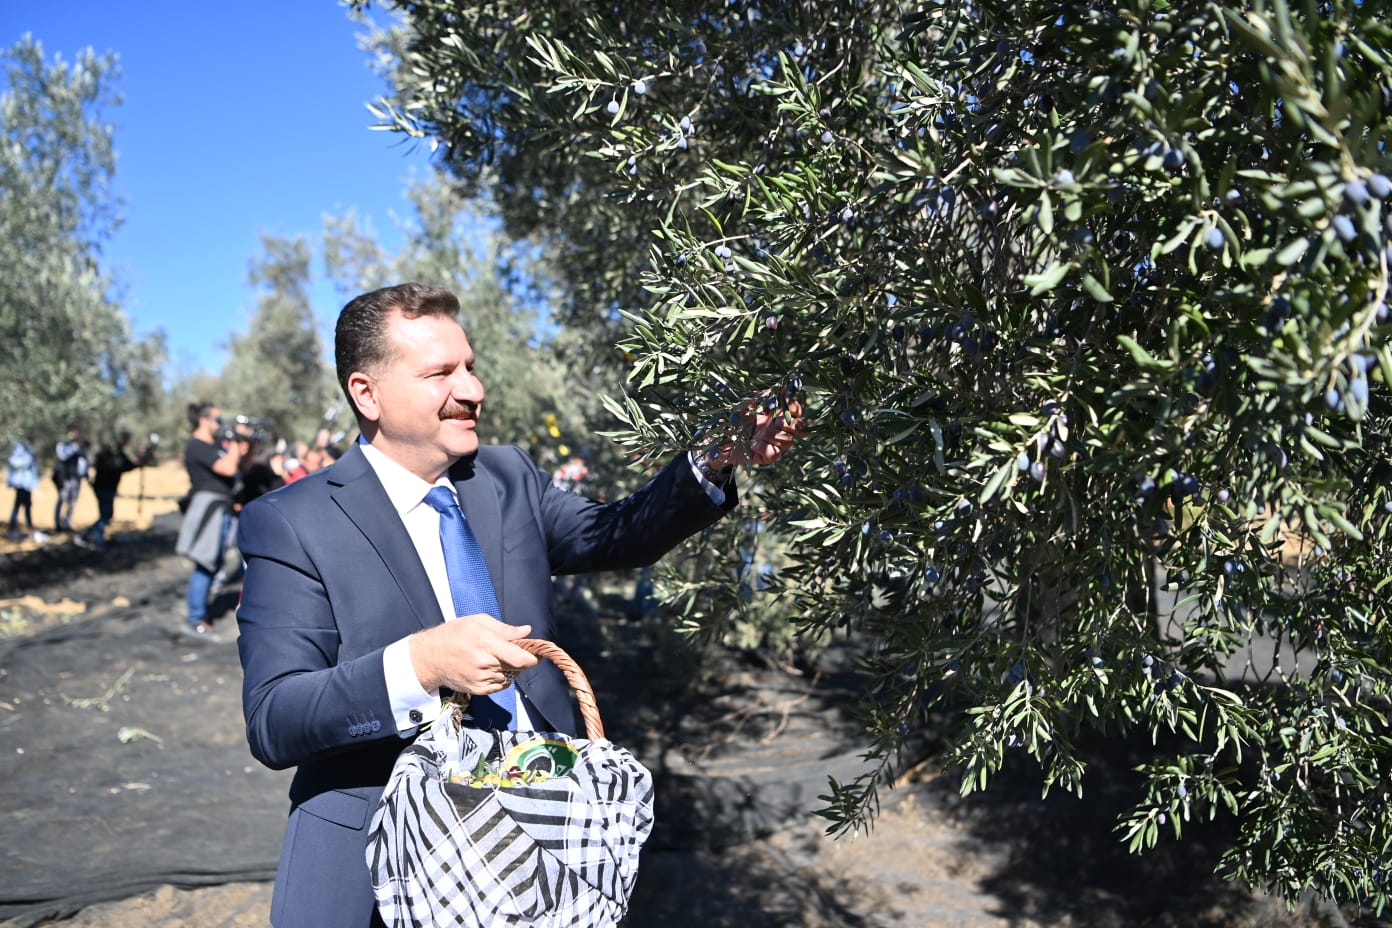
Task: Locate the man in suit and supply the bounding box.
[235,282,803,927]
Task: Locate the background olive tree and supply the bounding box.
[323,172,599,469]
[0,36,168,453]
[360,0,1392,910]
[220,234,337,443]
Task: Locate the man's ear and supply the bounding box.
[346,371,381,423]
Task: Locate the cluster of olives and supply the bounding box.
[449,764,552,789]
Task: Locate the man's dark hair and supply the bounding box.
[335,283,461,422]
[186,402,217,431]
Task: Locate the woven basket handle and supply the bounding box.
[518,638,605,740]
[448,639,605,740]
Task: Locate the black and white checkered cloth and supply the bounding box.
[367,721,654,927]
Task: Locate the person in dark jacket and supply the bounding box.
[77,430,154,550]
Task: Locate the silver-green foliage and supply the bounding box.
[322,173,581,452]
[364,0,1392,909]
[0,36,166,447]
[221,235,335,443]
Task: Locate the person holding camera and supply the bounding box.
[174,402,242,636]
[233,429,285,509]
[206,426,287,598]
[76,430,155,551]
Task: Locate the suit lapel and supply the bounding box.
[451,457,508,625]
[329,444,445,631]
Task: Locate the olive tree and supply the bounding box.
[0,36,167,448]
[359,0,1392,910]
[323,172,601,467]
[221,235,335,443]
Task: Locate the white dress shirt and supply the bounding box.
[360,442,531,734]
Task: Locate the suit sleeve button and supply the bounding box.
[371,720,382,732]
[408,709,423,725]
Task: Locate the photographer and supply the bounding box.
[174,402,242,637]
[206,424,286,599]
[232,424,284,510]
[76,429,155,551]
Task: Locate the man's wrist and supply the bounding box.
[691,447,735,485]
[407,629,442,692]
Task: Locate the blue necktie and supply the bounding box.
[424,486,516,730]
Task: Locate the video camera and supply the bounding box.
[138,432,161,465]
[217,415,274,445]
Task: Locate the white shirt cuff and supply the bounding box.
[687,451,727,506]
[383,638,442,734]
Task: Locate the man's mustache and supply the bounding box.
[440,401,479,421]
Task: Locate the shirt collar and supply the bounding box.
[358,441,455,516]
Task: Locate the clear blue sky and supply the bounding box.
[4,1,437,374]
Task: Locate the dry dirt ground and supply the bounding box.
[0,464,1378,928]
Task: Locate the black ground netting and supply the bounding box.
[0,588,289,925]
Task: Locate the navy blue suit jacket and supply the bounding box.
[235,443,734,927]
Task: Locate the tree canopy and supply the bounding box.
[221,234,335,443]
[323,173,593,465]
[0,35,166,449]
[361,0,1392,911]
